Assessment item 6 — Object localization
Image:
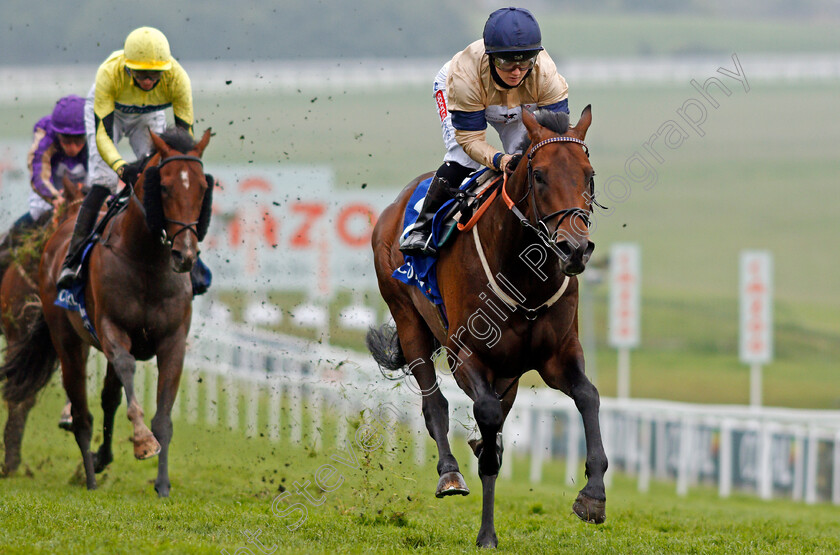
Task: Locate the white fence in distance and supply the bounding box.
[112,318,840,506]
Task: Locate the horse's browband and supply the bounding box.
[528,136,589,159]
[157,154,203,169]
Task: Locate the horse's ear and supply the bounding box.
[522,107,543,141]
[573,105,592,139]
[61,174,83,202]
[149,130,173,158]
[194,128,212,157]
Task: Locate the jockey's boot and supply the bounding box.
[56,185,110,290]
[399,175,452,257]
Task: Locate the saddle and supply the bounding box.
[436,168,504,250]
[393,168,503,307]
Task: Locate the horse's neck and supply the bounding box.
[113,198,169,266]
[476,176,566,300]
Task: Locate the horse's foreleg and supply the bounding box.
[471,385,504,548]
[2,395,36,475]
[539,346,607,524]
[101,326,159,461]
[150,333,186,498]
[93,363,121,473]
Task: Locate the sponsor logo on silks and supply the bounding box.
[435,90,447,122]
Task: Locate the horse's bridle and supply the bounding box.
[153,154,205,247]
[501,136,595,259]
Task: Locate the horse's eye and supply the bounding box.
[160,185,170,197]
[532,170,545,185]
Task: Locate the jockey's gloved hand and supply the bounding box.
[120,164,140,186]
[505,153,523,175]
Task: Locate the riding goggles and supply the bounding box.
[492,54,538,72]
[130,69,163,82]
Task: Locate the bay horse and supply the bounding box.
[367,107,606,547]
[1,127,212,495]
[1,176,84,475]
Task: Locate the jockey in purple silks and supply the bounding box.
[0,94,88,432]
[0,94,88,282]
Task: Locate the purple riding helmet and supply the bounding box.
[50,95,86,136]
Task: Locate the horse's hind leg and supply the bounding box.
[93,363,121,473]
[2,395,36,475]
[393,309,468,498]
[59,347,97,489]
[539,344,607,524]
[150,334,186,498]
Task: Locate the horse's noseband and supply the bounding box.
[155,154,204,248]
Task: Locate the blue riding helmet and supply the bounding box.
[483,7,543,57]
[51,95,86,136]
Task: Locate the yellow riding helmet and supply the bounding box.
[124,27,172,71]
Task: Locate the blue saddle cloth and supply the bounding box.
[54,242,99,342]
[392,169,488,305]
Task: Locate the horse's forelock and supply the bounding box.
[158,126,197,154]
[516,109,571,152]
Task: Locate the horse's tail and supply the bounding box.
[366,324,407,377]
[0,310,58,404]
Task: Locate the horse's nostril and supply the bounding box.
[555,240,574,261]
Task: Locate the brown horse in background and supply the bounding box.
[367,107,607,547]
[0,177,84,475]
[1,127,212,495]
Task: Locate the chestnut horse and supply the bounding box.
[367,107,606,547]
[0,177,84,475]
[1,127,212,495]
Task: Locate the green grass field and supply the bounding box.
[2,381,840,554]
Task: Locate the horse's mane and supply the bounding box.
[158,126,197,154]
[516,109,570,152]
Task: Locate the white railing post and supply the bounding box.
[530,410,549,484]
[637,414,651,493]
[719,419,733,498]
[758,423,774,500]
[833,432,840,506]
[676,415,693,497]
[565,407,580,487]
[205,373,218,426]
[246,378,259,438]
[805,427,819,504]
[268,376,282,442]
[226,374,239,431]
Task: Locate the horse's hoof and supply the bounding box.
[93,451,113,473]
[132,434,161,460]
[476,530,498,549]
[58,416,73,432]
[573,493,606,524]
[435,471,469,498]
